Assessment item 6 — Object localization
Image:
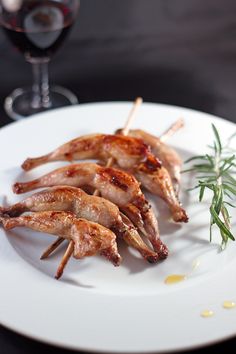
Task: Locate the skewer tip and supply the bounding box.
[135,97,143,105]
[54,272,62,280]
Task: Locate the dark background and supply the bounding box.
[1,0,236,353]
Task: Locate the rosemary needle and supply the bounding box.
[184,123,236,248]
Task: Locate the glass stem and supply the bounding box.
[31,60,51,109]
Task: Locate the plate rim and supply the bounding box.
[1,101,236,353]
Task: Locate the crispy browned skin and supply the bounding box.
[13,163,168,259]
[0,211,121,265]
[123,129,182,194]
[115,129,186,221]
[135,167,188,223]
[20,133,187,222]
[108,161,187,223]
[1,186,158,263]
[21,134,161,172]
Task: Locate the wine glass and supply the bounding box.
[0,0,80,120]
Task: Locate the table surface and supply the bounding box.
[1,0,236,353]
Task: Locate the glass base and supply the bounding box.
[4,86,78,120]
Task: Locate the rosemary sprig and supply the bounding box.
[184,123,236,248]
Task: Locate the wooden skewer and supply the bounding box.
[121,97,143,135]
[40,236,64,260]
[48,97,143,279]
[55,240,75,280]
[160,118,184,142]
[99,96,143,172]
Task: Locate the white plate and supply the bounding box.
[0,102,236,353]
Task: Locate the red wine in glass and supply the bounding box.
[0,0,80,120]
[1,0,75,58]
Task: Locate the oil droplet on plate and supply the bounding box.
[223,301,236,309]
[201,310,214,318]
[192,259,200,271]
[164,274,186,285]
